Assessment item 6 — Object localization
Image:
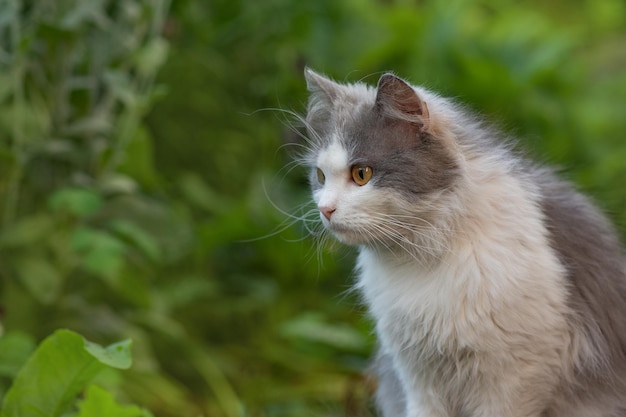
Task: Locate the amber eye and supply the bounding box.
[316,168,326,185]
[351,165,373,186]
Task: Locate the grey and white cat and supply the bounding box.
[301,68,626,417]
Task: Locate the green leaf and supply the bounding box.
[60,0,107,30]
[117,126,160,189]
[70,227,126,280]
[135,38,169,78]
[178,172,226,213]
[1,101,51,145]
[0,332,36,378]
[75,385,152,417]
[98,174,139,195]
[0,330,133,417]
[109,220,161,263]
[104,70,136,106]
[13,255,63,304]
[84,339,132,370]
[64,113,112,136]
[0,215,54,249]
[280,313,368,353]
[48,188,103,217]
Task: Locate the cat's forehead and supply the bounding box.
[333,92,376,128]
[340,102,420,159]
[317,138,349,174]
[305,80,377,151]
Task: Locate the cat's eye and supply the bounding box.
[316,168,326,185]
[351,165,373,186]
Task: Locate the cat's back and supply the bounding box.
[536,169,626,319]
[534,169,626,414]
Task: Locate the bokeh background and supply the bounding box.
[0,0,625,416]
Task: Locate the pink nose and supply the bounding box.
[319,206,336,221]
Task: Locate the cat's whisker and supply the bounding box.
[377,212,457,235]
[360,213,452,257]
[239,209,313,243]
[304,228,327,270]
[302,211,325,238]
[239,177,322,244]
[259,180,313,221]
[380,214,474,246]
[253,107,324,161]
[364,221,436,265]
[275,159,306,179]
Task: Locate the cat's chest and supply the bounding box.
[359,252,455,339]
[355,246,509,352]
[356,239,569,357]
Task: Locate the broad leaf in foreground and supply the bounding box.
[1,329,132,417]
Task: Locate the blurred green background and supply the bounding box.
[0,0,624,416]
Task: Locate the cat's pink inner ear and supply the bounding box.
[376,74,429,128]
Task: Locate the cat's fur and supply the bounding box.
[302,68,626,417]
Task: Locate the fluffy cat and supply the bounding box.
[301,68,626,417]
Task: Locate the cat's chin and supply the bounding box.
[330,232,363,246]
[325,223,368,246]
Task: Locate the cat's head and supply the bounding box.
[303,69,463,250]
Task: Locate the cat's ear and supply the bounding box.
[375,73,430,132]
[305,68,342,104]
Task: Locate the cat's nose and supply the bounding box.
[319,206,336,221]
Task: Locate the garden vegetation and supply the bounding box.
[0,0,625,416]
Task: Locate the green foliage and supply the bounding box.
[76,385,152,417]
[0,329,146,417]
[0,0,175,317]
[0,332,36,397]
[0,0,624,416]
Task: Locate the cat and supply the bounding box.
[300,68,626,417]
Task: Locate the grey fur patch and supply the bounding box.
[372,350,406,417]
[343,106,460,198]
[538,171,626,414]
